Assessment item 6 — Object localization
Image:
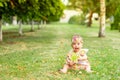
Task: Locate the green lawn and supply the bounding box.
[0,23,120,80]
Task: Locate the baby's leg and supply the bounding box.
[60,64,69,73]
[85,64,92,73]
[77,64,85,70]
[77,64,92,73]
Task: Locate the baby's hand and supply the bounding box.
[69,61,76,66]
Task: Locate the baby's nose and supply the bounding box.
[75,44,78,47]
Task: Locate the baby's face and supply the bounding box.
[72,41,82,52]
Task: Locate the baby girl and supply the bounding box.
[60,35,92,73]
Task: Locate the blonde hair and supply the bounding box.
[71,35,83,43]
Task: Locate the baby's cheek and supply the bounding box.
[80,45,83,47]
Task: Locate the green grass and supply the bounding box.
[0,23,120,80]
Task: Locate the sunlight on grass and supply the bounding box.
[0,23,120,80]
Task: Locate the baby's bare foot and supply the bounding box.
[87,70,94,73]
[59,69,67,73]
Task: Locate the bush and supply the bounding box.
[111,5,120,32]
[68,13,85,25]
[111,23,118,30]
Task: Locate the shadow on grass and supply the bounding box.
[2,28,57,45]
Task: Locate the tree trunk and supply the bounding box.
[40,20,43,28]
[87,11,93,27]
[38,22,40,30]
[18,20,23,36]
[31,20,34,31]
[43,20,46,27]
[99,0,106,37]
[12,16,17,25]
[38,21,41,29]
[0,19,2,42]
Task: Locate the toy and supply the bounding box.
[70,49,88,63]
[70,52,79,63]
[70,49,89,63]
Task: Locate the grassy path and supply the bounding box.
[0,23,120,80]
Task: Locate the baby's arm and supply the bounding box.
[66,54,71,63]
[66,53,75,65]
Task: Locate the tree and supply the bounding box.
[68,0,100,27]
[0,0,39,40]
[106,0,120,18]
[111,5,120,32]
[0,0,9,42]
[68,0,107,37]
[0,16,2,42]
[98,0,106,37]
[106,0,120,32]
[0,0,65,41]
[38,0,65,22]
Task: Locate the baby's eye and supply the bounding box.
[72,43,76,45]
[78,43,80,45]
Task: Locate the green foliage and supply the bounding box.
[68,14,85,25]
[39,0,65,22]
[106,0,120,18]
[1,0,65,23]
[68,0,100,13]
[0,1,8,19]
[68,0,120,19]
[68,15,80,24]
[110,23,118,30]
[0,2,3,7]
[111,5,120,31]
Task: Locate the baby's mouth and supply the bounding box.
[75,48,79,50]
[74,48,79,51]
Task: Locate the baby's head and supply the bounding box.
[71,35,83,52]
